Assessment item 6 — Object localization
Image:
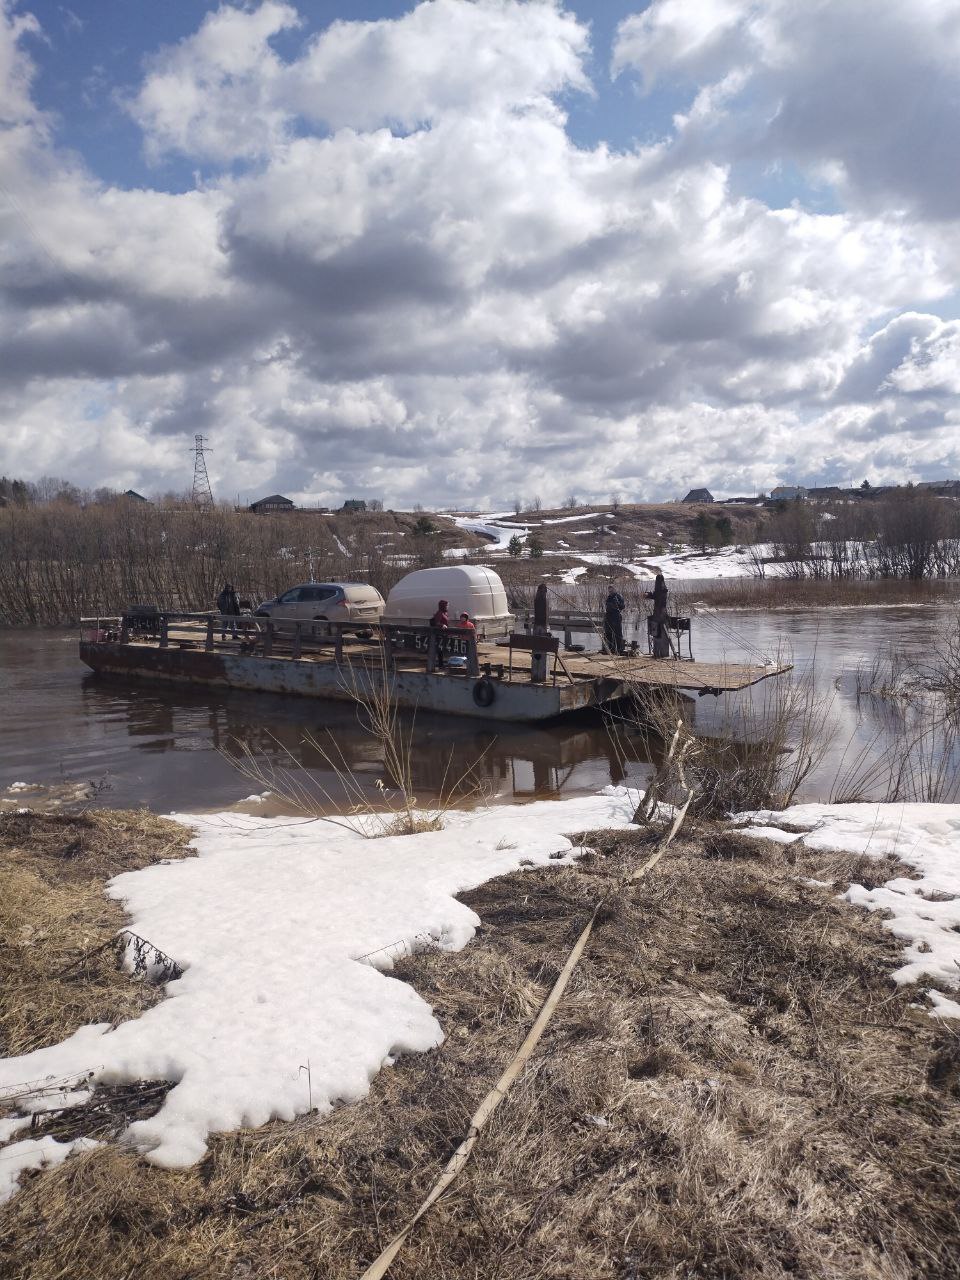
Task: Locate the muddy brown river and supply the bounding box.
[1,601,957,813]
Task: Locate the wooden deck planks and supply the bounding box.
[143,629,789,694]
[474,643,789,692]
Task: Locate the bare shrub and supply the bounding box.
[223,651,493,836]
[875,488,946,579]
[615,657,836,818]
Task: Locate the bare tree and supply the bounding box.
[769,500,816,578]
[875,489,945,579]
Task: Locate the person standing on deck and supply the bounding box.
[217,583,240,641]
[430,599,450,668]
[603,584,626,656]
[645,573,670,658]
[647,573,668,613]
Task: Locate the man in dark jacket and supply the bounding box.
[603,584,626,655]
[645,573,671,657]
[217,582,240,641]
[430,599,449,668]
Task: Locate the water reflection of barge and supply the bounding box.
[79,613,789,724]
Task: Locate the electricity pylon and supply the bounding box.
[191,434,215,507]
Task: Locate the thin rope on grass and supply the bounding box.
[356,724,694,1280]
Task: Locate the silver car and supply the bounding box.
[255,582,384,630]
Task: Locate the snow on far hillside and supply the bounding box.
[635,544,781,580]
[0,790,637,1182]
[539,512,604,524]
[737,803,960,1014]
[451,514,530,552]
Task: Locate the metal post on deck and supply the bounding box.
[158,616,168,649]
[206,617,214,651]
[292,622,302,660]
[335,626,344,664]
[466,632,480,678]
[427,629,438,674]
[531,582,549,683]
[263,621,273,657]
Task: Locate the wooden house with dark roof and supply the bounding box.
[249,494,295,514]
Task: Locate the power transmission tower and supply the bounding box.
[191,434,215,507]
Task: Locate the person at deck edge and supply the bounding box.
[647,573,668,612]
[430,599,449,668]
[216,582,240,641]
[603,584,626,656]
[646,573,670,658]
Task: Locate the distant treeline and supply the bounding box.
[0,474,133,508]
[0,501,448,626]
[761,489,960,580]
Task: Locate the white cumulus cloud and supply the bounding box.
[0,0,957,504]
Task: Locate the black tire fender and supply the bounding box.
[472,677,496,708]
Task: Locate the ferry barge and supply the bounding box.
[79,607,789,724]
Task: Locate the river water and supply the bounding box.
[1,601,957,814]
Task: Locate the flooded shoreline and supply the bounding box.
[2,593,958,815]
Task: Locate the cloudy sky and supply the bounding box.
[1,0,958,507]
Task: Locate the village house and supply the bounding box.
[249,494,295,514]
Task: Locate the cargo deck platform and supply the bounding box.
[79,613,790,723]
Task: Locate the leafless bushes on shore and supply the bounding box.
[764,489,960,582]
[606,652,835,819]
[689,575,960,610]
[0,500,456,626]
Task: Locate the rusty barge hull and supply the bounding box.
[79,641,615,722]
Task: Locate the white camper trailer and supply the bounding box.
[383,566,513,637]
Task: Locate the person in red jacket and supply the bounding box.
[458,611,475,630]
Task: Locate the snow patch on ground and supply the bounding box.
[0,1117,30,1144]
[0,789,638,1176]
[0,1136,98,1204]
[736,802,960,1015]
[451,515,530,553]
[538,512,603,524]
[630,544,782,580]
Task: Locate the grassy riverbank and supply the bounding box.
[0,811,192,1058]
[2,808,958,1278]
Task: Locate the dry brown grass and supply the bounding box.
[0,809,192,1057]
[689,576,960,610]
[3,815,959,1279]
